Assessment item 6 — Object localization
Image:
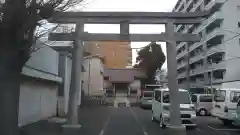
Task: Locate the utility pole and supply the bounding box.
[88,59,91,99]
[186,42,191,92]
[209,59,214,96]
[166,21,186,135]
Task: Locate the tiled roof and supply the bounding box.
[104,68,146,82]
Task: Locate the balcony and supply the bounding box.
[174,1,185,12]
[206,28,224,42]
[177,50,188,60]
[207,44,224,56]
[182,0,223,34]
[177,72,187,79]
[193,12,223,34]
[206,61,226,72]
[212,78,224,84]
[189,28,223,52]
[190,0,203,12]
[205,0,225,11]
[190,80,205,88]
[190,53,204,64]
[176,0,203,32]
[190,67,205,76]
[177,61,188,69]
[177,42,187,50]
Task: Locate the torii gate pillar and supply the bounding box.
[166,21,186,135]
[62,22,84,134]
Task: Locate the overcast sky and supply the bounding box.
[82,0,178,69]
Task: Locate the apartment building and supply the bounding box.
[85,41,132,68]
[174,0,240,90]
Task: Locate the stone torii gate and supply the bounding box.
[49,11,209,135]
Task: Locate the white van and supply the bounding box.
[151,88,196,128]
[211,88,240,125]
[191,94,213,116]
[140,91,153,109]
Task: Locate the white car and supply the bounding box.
[211,88,240,125]
[151,88,196,128]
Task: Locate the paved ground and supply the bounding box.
[131,107,240,135]
[21,94,240,135]
[21,106,240,135]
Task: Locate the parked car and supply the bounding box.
[191,94,213,116]
[233,99,240,126]
[140,91,153,109]
[211,88,240,125]
[151,88,196,128]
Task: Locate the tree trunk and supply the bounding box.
[0,46,27,135]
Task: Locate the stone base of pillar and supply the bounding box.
[62,124,82,135]
[167,125,186,135]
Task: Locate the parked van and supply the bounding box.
[151,88,196,128]
[211,88,240,125]
[191,94,212,116]
[140,91,153,109]
[233,99,240,126]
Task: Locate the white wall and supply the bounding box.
[222,81,240,88]
[83,57,104,96]
[129,80,141,90]
[19,41,60,126]
[18,80,58,126]
[26,40,59,75]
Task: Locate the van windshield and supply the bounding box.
[143,92,153,98]
[214,90,226,102]
[163,91,191,104]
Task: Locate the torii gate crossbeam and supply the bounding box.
[49,11,209,24]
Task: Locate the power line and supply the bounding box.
[180,28,240,62]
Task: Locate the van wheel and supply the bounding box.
[199,109,207,116]
[221,119,233,126]
[160,115,166,129]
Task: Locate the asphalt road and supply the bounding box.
[131,107,240,135]
[77,106,240,135]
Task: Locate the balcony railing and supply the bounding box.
[177,72,187,79]
[205,28,224,42]
[207,44,224,56]
[190,0,203,12]
[190,67,205,76]
[176,42,187,50]
[190,80,205,87]
[177,61,188,69]
[177,50,188,60]
[193,12,223,34]
[190,53,204,64]
[206,61,226,71]
[205,0,225,11]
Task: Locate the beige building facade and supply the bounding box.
[82,55,105,96]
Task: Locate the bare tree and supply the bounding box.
[0,0,83,135]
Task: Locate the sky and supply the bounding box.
[81,0,178,69]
